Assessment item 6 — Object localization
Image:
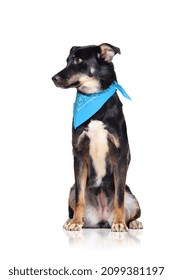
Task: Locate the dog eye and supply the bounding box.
[73,57,82,65]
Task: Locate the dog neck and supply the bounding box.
[73,81,131,129]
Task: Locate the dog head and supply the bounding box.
[52,43,120,93]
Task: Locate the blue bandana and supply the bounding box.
[73,81,131,128]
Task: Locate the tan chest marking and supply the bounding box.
[86,121,109,186]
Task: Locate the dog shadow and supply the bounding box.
[63,228,143,249]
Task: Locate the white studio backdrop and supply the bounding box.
[0,0,173,279]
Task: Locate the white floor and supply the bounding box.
[2,215,172,279]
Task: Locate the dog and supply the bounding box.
[52,43,143,232]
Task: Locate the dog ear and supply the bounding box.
[69,46,80,54]
[98,43,121,62]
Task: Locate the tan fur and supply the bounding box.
[78,76,100,93]
[100,44,115,62]
[68,74,100,93]
[111,171,128,232]
[108,132,120,148]
[64,165,87,230]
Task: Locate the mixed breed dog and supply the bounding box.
[52,43,143,232]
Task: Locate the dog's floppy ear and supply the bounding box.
[69,46,80,54]
[98,43,121,62]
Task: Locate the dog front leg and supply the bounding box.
[111,165,128,232]
[64,160,87,231]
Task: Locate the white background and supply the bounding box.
[0,0,173,279]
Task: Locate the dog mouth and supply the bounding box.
[64,81,80,89]
[52,75,81,89]
[53,80,80,89]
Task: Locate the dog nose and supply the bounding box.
[52,75,60,83]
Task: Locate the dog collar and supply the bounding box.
[73,81,131,128]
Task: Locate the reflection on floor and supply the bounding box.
[63,229,143,249]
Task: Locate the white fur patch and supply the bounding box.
[86,121,108,186]
[90,67,95,74]
[84,192,113,227]
[84,205,100,227]
[125,191,139,218]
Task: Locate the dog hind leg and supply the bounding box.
[125,185,143,229]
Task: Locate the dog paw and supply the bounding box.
[129,220,143,229]
[111,222,128,232]
[63,219,83,231]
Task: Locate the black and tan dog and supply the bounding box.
[52,43,143,231]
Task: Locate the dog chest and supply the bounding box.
[86,120,109,186]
